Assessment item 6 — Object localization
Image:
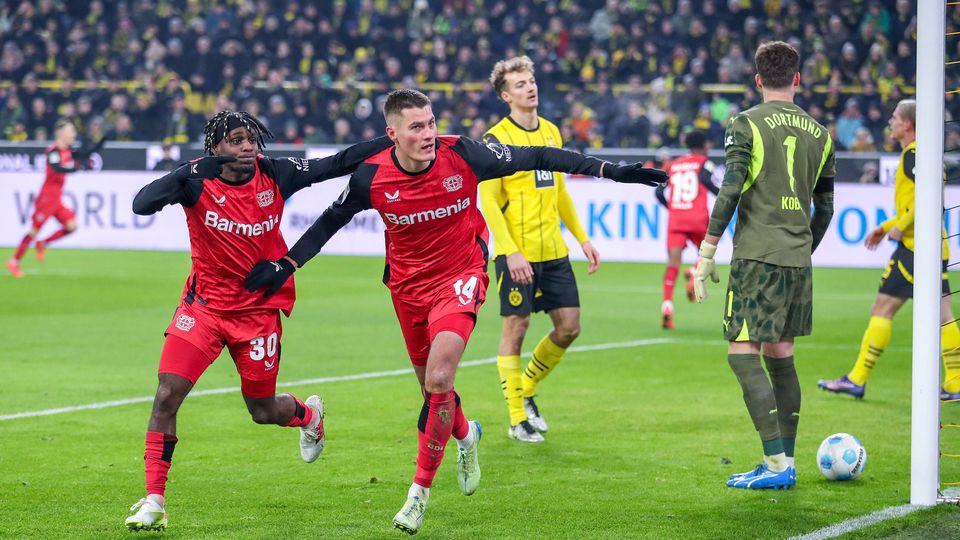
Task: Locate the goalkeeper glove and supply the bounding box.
[693,240,720,303]
[245,257,296,297]
[180,155,236,181]
[602,162,668,187]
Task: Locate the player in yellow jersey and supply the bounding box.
[480,56,598,443]
[818,99,960,401]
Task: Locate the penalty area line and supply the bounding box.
[0,337,674,422]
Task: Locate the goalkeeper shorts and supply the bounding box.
[723,258,812,342]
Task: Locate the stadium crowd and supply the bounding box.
[0,0,938,152]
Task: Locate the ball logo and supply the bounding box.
[257,189,275,207]
[442,174,463,192]
[175,314,195,332]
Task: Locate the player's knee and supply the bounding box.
[64,223,77,233]
[152,386,183,419]
[506,316,530,337]
[556,322,581,345]
[247,405,275,425]
[424,373,454,394]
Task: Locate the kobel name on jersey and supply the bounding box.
[204,210,279,236]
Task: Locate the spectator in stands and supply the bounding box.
[850,127,878,153]
[153,143,178,172]
[837,98,865,150]
[0,0,925,149]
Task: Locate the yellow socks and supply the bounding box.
[848,316,892,386]
[496,355,525,426]
[943,323,960,393]
[522,335,566,398]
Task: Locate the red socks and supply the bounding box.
[13,234,31,261]
[452,391,468,440]
[414,390,459,488]
[663,265,679,301]
[144,431,178,497]
[284,394,315,427]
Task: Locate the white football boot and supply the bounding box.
[124,494,167,531]
[300,395,325,462]
[456,420,482,495]
[508,420,545,443]
[523,396,548,433]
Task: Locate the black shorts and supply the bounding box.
[494,255,580,316]
[878,243,950,298]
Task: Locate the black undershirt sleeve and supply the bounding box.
[451,136,605,181]
[286,163,377,267]
[269,136,392,199]
[132,167,203,215]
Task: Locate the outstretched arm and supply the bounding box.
[451,136,667,186]
[269,136,393,199]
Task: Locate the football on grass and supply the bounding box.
[817,433,867,481]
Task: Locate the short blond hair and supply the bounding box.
[895,99,916,127]
[489,55,535,98]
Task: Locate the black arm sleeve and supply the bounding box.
[73,137,106,162]
[451,136,605,181]
[700,161,720,195]
[811,190,835,253]
[49,163,82,173]
[46,149,82,173]
[269,136,393,199]
[132,168,203,215]
[286,163,377,267]
[655,183,668,207]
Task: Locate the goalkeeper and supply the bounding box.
[693,41,835,490]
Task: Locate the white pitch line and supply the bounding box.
[0,337,674,422]
[787,488,960,540]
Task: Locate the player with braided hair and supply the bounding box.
[123,110,392,531]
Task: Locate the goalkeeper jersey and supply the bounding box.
[880,140,950,259]
[480,116,589,262]
[718,100,835,267]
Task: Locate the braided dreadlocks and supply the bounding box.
[203,110,274,155]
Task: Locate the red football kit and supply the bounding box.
[282,134,613,490]
[132,139,391,397]
[656,153,719,249]
[286,135,609,365]
[32,145,78,228]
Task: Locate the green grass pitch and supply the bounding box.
[2,249,959,539]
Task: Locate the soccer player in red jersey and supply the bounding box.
[654,130,719,329]
[244,89,666,535]
[122,111,392,531]
[7,119,103,277]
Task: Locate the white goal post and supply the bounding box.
[914,0,946,506]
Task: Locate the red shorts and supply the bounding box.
[667,229,706,250]
[31,201,75,229]
[159,301,283,398]
[392,271,489,366]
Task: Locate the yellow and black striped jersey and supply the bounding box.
[881,140,949,258]
[480,116,589,262]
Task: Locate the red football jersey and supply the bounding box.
[368,141,488,299]
[662,154,715,231]
[179,158,296,315]
[132,137,394,315]
[287,135,610,301]
[38,145,75,205]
